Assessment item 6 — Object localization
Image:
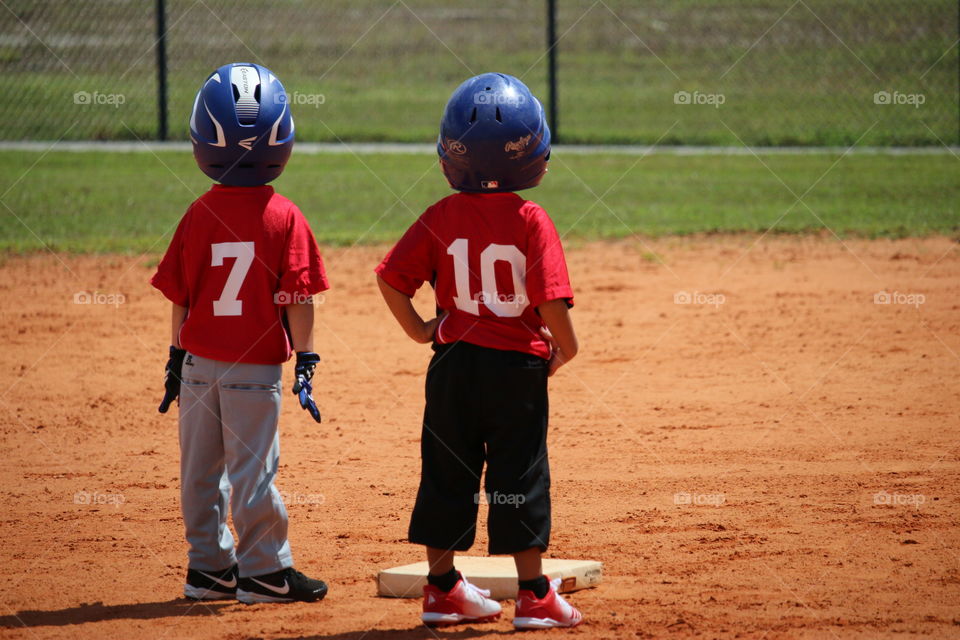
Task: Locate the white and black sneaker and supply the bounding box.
[184,564,238,600]
[237,567,328,604]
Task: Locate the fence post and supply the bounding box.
[155,0,168,141]
[546,0,558,143]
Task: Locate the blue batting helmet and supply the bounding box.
[437,73,551,193]
[189,62,294,186]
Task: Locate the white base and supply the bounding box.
[378,557,602,601]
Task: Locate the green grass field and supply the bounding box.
[1,150,956,253]
[2,0,957,145]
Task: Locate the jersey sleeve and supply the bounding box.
[276,204,329,301]
[374,209,437,297]
[524,205,574,310]
[150,209,191,307]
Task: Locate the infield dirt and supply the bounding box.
[1,237,958,639]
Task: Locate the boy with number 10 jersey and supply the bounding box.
[376,73,584,630]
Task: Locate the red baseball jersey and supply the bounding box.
[376,192,573,359]
[152,184,328,365]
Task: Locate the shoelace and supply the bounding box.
[461,577,493,599]
[549,577,575,610]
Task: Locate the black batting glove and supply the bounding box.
[158,346,187,413]
[293,351,322,423]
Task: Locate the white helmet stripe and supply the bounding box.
[189,91,201,133]
[204,101,226,147]
[268,103,288,146]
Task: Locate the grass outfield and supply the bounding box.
[0,150,957,253]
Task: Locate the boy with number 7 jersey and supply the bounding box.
[152,62,328,604]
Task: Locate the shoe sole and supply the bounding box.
[422,612,501,627]
[183,584,236,601]
[236,587,327,604]
[513,616,583,629]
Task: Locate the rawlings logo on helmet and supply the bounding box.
[446,139,467,155]
[504,134,532,158]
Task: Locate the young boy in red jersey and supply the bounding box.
[152,63,328,603]
[376,73,584,629]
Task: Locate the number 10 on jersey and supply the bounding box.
[447,238,529,318]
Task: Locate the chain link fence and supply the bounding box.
[1,0,957,145]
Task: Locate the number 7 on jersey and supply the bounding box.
[211,241,255,316]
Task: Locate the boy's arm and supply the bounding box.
[285,301,315,352]
[171,303,187,348]
[285,301,322,423]
[377,275,443,344]
[537,299,578,377]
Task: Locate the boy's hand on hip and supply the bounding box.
[539,326,569,377]
[537,300,578,377]
[293,351,322,423]
[414,312,446,344]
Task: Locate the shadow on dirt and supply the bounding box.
[0,599,233,628]
[276,629,515,640]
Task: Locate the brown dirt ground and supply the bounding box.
[0,237,958,640]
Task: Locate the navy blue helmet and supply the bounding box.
[190,62,294,186]
[438,73,551,193]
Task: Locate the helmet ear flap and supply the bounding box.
[438,158,459,190]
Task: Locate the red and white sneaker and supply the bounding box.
[422,573,502,627]
[514,577,584,629]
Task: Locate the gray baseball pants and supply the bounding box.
[178,352,293,577]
